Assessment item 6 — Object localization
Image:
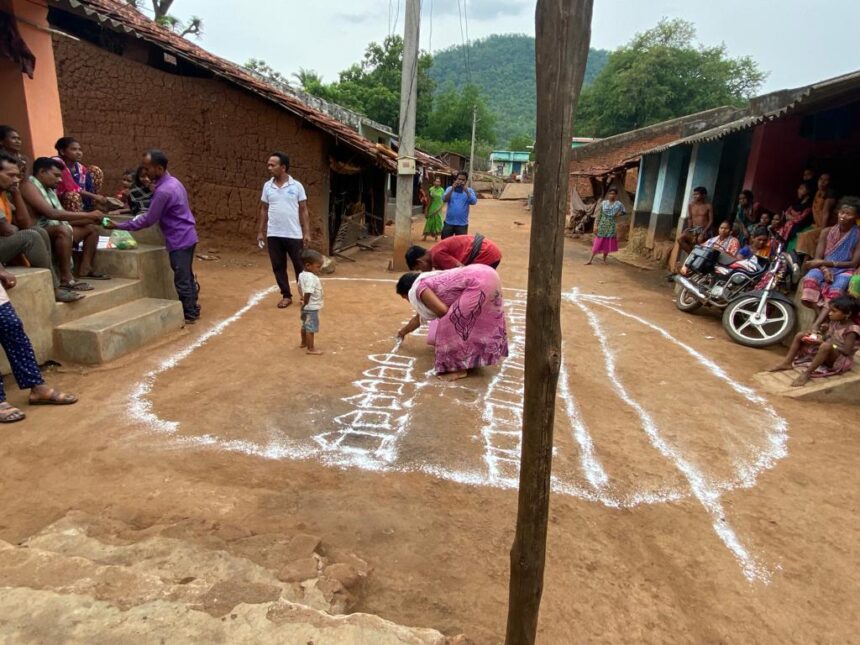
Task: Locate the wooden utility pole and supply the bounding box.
[392,0,420,271]
[468,104,478,186]
[505,1,593,644]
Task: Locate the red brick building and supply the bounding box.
[1,0,449,252]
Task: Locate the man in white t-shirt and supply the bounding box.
[257,152,310,308]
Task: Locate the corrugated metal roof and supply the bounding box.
[50,0,453,175]
[637,68,860,157]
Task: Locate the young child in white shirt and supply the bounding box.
[298,249,324,355]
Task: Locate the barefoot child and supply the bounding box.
[769,295,860,386]
[298,249,324,355]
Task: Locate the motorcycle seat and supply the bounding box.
[727,258,766,275]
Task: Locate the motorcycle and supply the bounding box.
[673,239,802,348]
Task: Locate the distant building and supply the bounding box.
[569,69,860,270]
[439,151,469,172]
[489,150,531,177]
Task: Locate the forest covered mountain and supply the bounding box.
[430,34,608,146]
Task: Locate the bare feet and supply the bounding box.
[437,369,468,381]
[277,297,292,309]
[768,363,793,372]
[791,372,811,387]
[299,343,307,349]
[584,259,593,266]
[306,349,323,355]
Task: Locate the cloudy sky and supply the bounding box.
[167,0,858,93]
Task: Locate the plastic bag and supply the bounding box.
[109,230,138,250]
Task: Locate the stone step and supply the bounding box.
[86,245,176,300]
[54,298,185,364]
[0,588,453,644]
[0,512,455,643]
[753,367,860,404]
[52,277,143,326]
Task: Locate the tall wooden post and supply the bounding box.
[505,1,593,644]
[392,0,420,271]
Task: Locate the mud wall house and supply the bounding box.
[439,151,467,172]
[629,70,860,268]
[0,0,435,253]
[568,107,744,236]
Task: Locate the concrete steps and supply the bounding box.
[54,298,184,364]
[52,277,143,325]
[0,245,185,367]
[0,511,455,644]
[754,367,860,404]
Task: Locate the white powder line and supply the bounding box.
[126,278,783,583]
[573,290,789,489]
[128,286,278,433]
[565,288,775,583]
[557,347,610,492]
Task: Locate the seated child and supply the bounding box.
[115,168,134,209]
[298,249,324,355]
[769,295,860,386]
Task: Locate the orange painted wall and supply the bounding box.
[0,0,64,160]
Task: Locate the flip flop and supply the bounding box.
[29,388,78,406]
[277,298,293,309]
[56,289,85,303]
[82,272,110,280]
[0,402,26,423]
[60,281,93,292]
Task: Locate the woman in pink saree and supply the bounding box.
[396,265,509,381]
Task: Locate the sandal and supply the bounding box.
[29,388,78,406]
[55,289,85,303]
[82,271,110,280]
[277,297,292,309]
[60,281,93,292]
[0,402,25,423]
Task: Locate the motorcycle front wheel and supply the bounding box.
[722,295,796,348]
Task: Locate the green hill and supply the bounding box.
[430,34,608,146]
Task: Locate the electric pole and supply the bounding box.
[468,104,477,186]
[392,0,420,272]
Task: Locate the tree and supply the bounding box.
[422,83,496,144]
[575,18,766,137]
[126,0,203,39]
[329,36,436,132]
[508,133,534,152]
[430,35,609,144]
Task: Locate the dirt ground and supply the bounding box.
[2,198,858,643]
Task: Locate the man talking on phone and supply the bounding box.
[441,170,477,239]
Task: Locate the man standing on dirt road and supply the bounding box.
[441,171,477,239]
[257,152,310,309]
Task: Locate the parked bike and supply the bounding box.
[673,239,802,348]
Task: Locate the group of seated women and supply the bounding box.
[701,176,860,383]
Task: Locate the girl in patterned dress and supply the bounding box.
[586,188,626,265]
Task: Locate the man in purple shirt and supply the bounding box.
[106,149,200,323]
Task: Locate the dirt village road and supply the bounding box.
[1,198,857,643]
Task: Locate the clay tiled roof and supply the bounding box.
[641,68,860,156]
[569,106,744,179]
[50,0,451,174]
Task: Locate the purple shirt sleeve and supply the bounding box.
[117,189,165,231]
